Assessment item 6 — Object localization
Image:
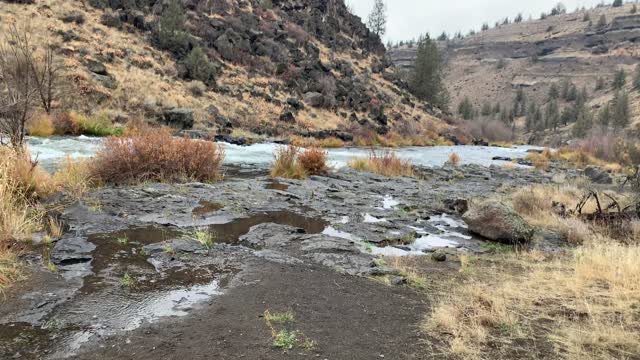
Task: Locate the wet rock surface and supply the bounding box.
[0,164,574,359]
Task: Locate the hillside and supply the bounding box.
[0,0,451,145]
[390,3,640,145]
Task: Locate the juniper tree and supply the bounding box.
[155,0,189,56]
[367,0,387,37]
[458,97,474,120]
[409,34,448,108]
[598,103,611,128]
[549,83,559,100]
[515,13,523,23]
[572,104,593,138]
[633,64,640,90]
[613,0,623,7]
[613,68,626,90]
[612,91,630,130]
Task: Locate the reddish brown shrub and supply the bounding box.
[91,129,224,184]
[298,147,328,176]
[285,22,309,45]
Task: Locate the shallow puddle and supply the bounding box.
[192,200,225,216]
[81,226,182,293]
[208,210,327,244]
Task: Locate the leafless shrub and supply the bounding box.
[462,119,515,142]
[285,22,309,46]
[0,21,62,147]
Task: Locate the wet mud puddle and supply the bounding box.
[1,207,328,359]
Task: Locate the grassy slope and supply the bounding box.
[442,3,640,142]
[0,0,448,140]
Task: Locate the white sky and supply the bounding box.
[347,0,616,42]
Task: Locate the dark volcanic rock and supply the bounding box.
[162,108,195,129]
[583,166,613,184]
[303,92,324,107]
[51,236,96,265]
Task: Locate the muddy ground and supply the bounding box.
[0,164,578,359]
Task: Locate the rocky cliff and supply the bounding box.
[389,4,640,144]
[0,0,450,143]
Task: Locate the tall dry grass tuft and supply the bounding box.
[27,114,55,137]
[0,249,22,293]
[52,157,97,199]
[91,129,224,184]
[349,150,414,177]
[271,145,306,179]
[0,147,50,256]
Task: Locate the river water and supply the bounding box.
[27,136,542,172]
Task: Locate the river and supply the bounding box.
[27,136,542,172]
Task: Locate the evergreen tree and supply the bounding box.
[613,0,623,7]
[561,106,576,125]
[612,91,630,129]
[572,104,593,137]
[598,103,611,128]
[633,64,640,90]
[437,32,448,41]
[181,47,217,85]
[409,34,448,108]
[481,102,492,117]
[481,23,490,31]
[545,101,560,130]
[595,77,605,91]
[492,103,501,115]
[548,83,559,99]
[367,0,387,37]
[632,4,638,14]
[515,13,523,23]
[458,97,474,120]
[155,0,189,56]
[613,68,626,90]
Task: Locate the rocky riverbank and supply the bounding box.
[0,164,583,359]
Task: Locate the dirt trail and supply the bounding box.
[78,260,429,360]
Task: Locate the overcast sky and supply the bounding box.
[347,0,613,42]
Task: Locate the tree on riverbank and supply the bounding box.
[409,34,448,109]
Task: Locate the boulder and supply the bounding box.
[86,60,108,75]
[303,92,324,107]
[286,97,304,110]
[279,109,296,123]
[51,236,96,265]
[583,166,613,184]
[162,108,194,129]
[463,200,534,244]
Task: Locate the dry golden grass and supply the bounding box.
[27,114,55,137]
[529,148,624,173]
[271,145,306,179]
[0,249,22,293]
[424,182,640,359]
[290,136,345,148]
[52,157,98,199]
[349,150,414,177]
[425,240,640,360]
